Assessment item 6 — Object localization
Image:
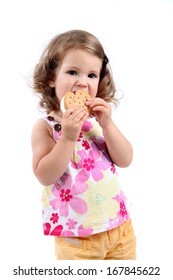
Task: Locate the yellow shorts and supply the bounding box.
[55,219,136,260]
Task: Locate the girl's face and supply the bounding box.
[50,49,102,104]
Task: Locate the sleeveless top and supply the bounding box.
[42,115,130,237]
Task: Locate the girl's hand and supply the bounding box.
[61,107,88,142]
[86,98,112,128]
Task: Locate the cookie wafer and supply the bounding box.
[60,90,91,114]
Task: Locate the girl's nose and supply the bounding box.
[76,76,87,88]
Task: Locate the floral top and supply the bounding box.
[42,116,130,237]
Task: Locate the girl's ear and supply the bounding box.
[49,81,55,88]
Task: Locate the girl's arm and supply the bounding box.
[31,107,88,186]
[86,98,133,167]
[31,119,76,186]
[102,121,133,167]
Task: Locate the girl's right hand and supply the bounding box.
[61,107,88,142]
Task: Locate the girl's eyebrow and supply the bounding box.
[64,65,78,71]
[65,65,100,74]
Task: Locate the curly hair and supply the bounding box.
[32,30,118,114]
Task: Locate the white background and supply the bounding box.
[0,0,173,277]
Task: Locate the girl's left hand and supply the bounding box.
[86,98,112,128]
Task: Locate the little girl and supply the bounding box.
[31,30,136,260]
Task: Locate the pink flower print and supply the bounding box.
[119,201,128,217]
[44,223,51,235]
[110,163,118,174]
[110,163,115,173]
[50,213,59,224]
[43,223,63,236]
[50,173,88,217]
[78,224,94,236]
[60,189,72,202]
[66,218,77,230]
[114,191,130,219]
[82,140,90,150]
[71,148,110,182]
[81,120,93,132]
[114,190,127,202]
[77,132,83,142]
[62,230,76,237]
[83,158,95,171]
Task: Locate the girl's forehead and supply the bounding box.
[62,49,101,62]
[61,49,102,70]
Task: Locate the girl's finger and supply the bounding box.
[71,109,88,122]
[63,107,79,119]
[92,106,107,112]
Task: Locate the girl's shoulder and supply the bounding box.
[31,117,54,142]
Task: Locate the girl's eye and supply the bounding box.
[67,70,77,75]
[88,73,97,78]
